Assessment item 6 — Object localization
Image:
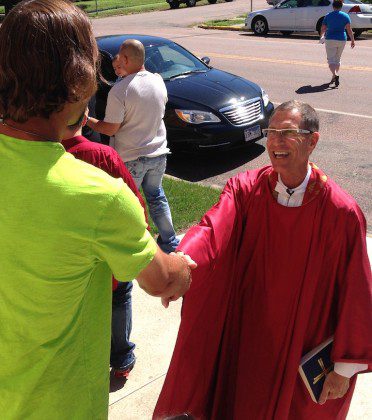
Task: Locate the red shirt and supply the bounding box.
[62,135,148,290]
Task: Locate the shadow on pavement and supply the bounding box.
[166,143,265,182]
[296,83,336,94]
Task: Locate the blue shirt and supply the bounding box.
[323,11,351,41]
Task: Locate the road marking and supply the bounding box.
[271,102,372,119]
[197,51,372,72]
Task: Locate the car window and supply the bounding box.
[144,43,208,79]
[99,50,117,85]
[277,0,300,9]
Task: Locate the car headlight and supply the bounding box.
[261,89,270,107]
[175,109,221,124]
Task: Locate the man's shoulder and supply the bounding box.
[57,152,124,197]
[324,177,362,216]
[110,77,131,95]
[228,166,271,193]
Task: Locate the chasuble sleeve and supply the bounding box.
[332,206,372,368]
[179,176,246,276]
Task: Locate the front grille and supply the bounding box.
[220,98,262,126]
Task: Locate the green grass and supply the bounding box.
[75,0,226,17]
[145,177,221,235]
[201,16,245,27]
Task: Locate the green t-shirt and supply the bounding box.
[0,134,157,419]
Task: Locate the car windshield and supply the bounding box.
[144,42,209,80]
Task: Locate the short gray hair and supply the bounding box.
[269,100,319,133]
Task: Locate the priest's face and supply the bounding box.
[266,109,319,184]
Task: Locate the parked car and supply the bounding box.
[89,34,274,152]
[245,0,372,37]
[167,0,232,9]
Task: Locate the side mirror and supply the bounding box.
[201,56,211,65]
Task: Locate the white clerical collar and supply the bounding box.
[276,164,312,196]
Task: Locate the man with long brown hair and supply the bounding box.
[0,1,194,417]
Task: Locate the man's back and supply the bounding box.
[105,70,169,162]
[0,134,156,418]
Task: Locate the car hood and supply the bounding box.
[166,69,262,111]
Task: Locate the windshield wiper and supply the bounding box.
[165,69,207,81]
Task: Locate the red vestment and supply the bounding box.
[154,164,371,420]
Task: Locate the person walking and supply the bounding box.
[87,39,180,253]
[320,0,355,87]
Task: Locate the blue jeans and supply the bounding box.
[126,154,179,253]
[110,281,135,370]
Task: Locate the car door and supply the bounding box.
[295,0,332,31]
[270,0,299,30]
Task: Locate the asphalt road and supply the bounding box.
[92,1,372,231]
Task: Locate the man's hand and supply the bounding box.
[161,252,197,308]
[136,248,197,307]
[318,371,350,404]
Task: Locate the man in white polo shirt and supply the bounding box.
[87,39,179,253]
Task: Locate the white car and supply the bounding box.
[245,0,372,37]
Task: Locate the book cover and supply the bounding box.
[298,337,334,403]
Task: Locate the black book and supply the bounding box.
[298,337,334,403]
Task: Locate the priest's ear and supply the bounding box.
[308,131,320,154]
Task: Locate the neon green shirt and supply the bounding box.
[0,134,157,419]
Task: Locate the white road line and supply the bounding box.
[272,102,372,119]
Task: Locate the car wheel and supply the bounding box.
[252,17,268,36]
[316,17,324,35]
[353,29,363,39]
[169,0,180,7]
[281,31,293,36]
[208,0,217,3]
[186,0,196,6]
[225,0,234,2]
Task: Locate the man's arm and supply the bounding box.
[345,23,355,48]
[136,247,196,306]
[86,116,121,137]
[86,88,124,136]
[320,24,327,39]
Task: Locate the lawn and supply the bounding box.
[146,177,221,235]
[74,0,226,17]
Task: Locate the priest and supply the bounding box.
[154,100,371,420]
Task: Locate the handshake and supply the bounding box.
[136,248,197,308]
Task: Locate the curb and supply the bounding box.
[198,24,248,32]
[164,174,222,191]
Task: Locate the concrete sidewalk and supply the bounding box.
[109,237,372,419]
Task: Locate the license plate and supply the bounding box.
[244,125,261,142]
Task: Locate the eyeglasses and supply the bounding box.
[262,128,313,139]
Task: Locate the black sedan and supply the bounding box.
[91,34,274,152]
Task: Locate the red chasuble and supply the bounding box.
[154,164,371,420]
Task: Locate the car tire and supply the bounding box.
[316,17,324,35]
[281,31,293,36]
[169,0,180,7]
[208,0,217,3]
[225,0,234,2]
[186,0,196,6]
[353,29,363,38]
[252,17,269,36]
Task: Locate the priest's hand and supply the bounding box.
[318,371,350,404]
